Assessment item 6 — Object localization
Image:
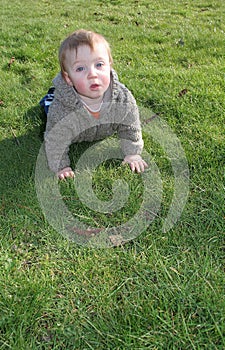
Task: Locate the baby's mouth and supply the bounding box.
[90,84,100,90]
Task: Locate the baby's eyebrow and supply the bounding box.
[72,56,108,67]
[73,60,84,66]
[95,57,108,61]
[71,61,86,69]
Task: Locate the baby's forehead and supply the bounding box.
[78,41,108,53]
[69,42,109,60]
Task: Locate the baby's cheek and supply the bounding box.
[74,79,87,94]
[101,74,111,89]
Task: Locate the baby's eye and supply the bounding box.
[96,62,104,68]
[76,66,85,72]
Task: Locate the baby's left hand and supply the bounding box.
[122,155,148,173]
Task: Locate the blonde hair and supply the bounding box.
[59,29,113,78]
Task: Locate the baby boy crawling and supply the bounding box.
[44,29,148,179]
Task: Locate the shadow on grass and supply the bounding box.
[0,105,46,201]
[0,105,105,217]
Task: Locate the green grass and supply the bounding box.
[0,0,224,348]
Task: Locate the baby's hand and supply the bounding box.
[122,155,148,173]
[57,167,75,180]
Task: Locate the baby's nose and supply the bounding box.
[88,66,97,78]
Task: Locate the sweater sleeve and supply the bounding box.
[116,92,144,156]
[44,98,74,173]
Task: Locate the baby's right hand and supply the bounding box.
[57,167,75,180]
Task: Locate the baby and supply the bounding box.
[43,29,148,179]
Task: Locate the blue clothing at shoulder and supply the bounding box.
[39,87,55,115]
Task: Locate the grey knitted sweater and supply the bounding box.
[44,69,144,173]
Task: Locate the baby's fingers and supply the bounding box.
[130,161,141,173]
[58,169,75,180]
[129,161,136,172]
[140,160,148,171]
[134,161,148,173]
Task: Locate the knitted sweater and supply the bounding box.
[44,69,144,173]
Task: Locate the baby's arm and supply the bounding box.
[44,99,74,176]
[122,154,148,173]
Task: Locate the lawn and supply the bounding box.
[0,0,224,349]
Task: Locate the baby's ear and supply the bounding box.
[63,72,73,86]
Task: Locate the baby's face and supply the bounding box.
[63,42,111,101]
